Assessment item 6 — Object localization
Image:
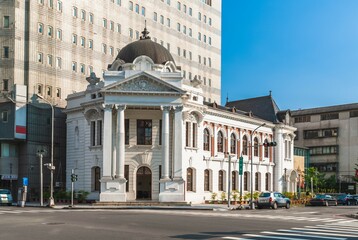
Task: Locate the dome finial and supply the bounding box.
[140,20,150,40]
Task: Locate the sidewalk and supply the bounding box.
[20,202,250,211]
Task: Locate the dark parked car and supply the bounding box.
[257,191,291,209]
[336,194,356,205]
[308,194,337,206]
[0,189,13,206]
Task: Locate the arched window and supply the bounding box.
[244,171,248,191]
[264,139,269,158]
[232,171,237,190]
[203,128,210,151]
[204,169,210,191]
[242,135,248,155]
[218,170,224,191]
[187,168,193,191]
[265,172,270,191]
[230,133,236,154]
[217,131,223,152]
[254,137,259,157]
[255,172,260,191]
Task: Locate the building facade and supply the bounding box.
[0,0,221,199]
[66,33,296,203]
[292,104,358,193]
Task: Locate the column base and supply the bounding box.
[159,178,185,202]
[99,177,127,202]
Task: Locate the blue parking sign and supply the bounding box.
[23,177,28,186]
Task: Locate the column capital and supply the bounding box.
[114,104,126,111]
[161,105,171,112]
[174,105,183,112]
[102,104,113,110]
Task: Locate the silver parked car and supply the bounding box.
[257,191,291,209]
[0,189,13,206]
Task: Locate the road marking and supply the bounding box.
[278,229,357,238]
[222,237,249,240]
[293,211,318,214]
[305,225,358,232]
[262,230,346,240]
[291,227,358,236]
[244,234,310,240]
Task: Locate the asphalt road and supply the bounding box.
[0,205,357,240]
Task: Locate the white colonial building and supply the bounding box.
[65,29,297,203]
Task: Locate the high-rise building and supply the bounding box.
[1,0,221,108]
[0,0,221,200]
[292,104,358,194]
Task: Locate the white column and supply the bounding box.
[116,104,126,179]
[102,104,113,179]
[173,106,183,179]
[161,106,171,180]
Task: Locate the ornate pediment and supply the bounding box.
[104,75,182,94]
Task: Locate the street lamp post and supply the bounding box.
[36,94,55,207]
[250,123,266,210]
[227,153,232,209]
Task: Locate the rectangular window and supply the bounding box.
[3,16,10,28]
[72,62,77,72]
[117,24,121,33]
[153,12,157,21]
[129,28,133,38]
[57,1,62,12]
[189,7,192,16]
[160,15,164,24]
[110,21,114,31]
[3,79,9,91]
[72,7,78,17]
[80,64,85,74]
[159,120,162,145]
[103,18,107,28]
[192,123,197,148]
[125,165,129,192]
[47,54,53,66]
[177,1,181,10]
[294,115,311,123]
[185,122,190,147]
[81,10,86,21]
[141,7,145,16]
[47,26,53,37]
[129,1,133,10]
[2,111,8,123]
[125,119,129,144]
[91,121,96,146]
[37,52,43,63]
[89,39,93,49]
[3,46,9,58]
[56,29,62,40]
[48,0,53,8]
[72,34,77,44]
[117,0,121,5]
[38,23,44,33]
[89,13,94,23]
[209,17,212,26]
[49,53,61,66]
[167,18,170,27]
[135,4,139,13]
[177,22,180,32]
[321,113,339,121]
[97,120,102,146]
[37,84,43,94]
[46,86,52,96]
[56,88,61,98]
[137,120,152,145]
[80,37,85,47]
[102,44,107,54]
[135,31,139,40]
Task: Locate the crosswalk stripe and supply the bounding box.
[278,229,357,238]
[261,230,346,240]
[244,233,310,240]
[305,225,358,232]
[291,227,358,236]
[222,237,248,240]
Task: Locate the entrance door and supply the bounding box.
[136,166,152,200]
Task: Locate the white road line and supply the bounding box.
[291,227,358,236]
[244,234,310,240]
[222,237,250,240]
[262,231,346,240]
[305,225,358,232]
[278,229,356,238]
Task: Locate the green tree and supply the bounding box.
[304,167,326,193]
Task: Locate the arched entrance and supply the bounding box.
[136,166,152,200]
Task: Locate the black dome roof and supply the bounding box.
[115,29,175,65]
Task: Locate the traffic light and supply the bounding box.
[263,141,277,147]
[71,174,78,182]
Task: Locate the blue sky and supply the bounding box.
[221,0,358,110]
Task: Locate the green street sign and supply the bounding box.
[239,157,243,175]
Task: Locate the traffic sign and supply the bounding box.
[239,157,243,175]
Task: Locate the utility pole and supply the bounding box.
[227,153,231,209]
